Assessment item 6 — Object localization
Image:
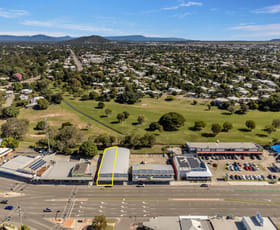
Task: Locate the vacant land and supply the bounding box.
[63,96,280,145]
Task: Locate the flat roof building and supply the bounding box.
[186,142,263,155]
[242,213,277,230]
[132,163,174,183]
[173,155,212,181]
[0,148,13,160]
[97,147,130,185]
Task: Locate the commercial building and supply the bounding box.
[142,216,211,230]
[186,142,263,155]
[132,163,174,183]
[242,213,277,230]
[0,148,13,161]
[97,147,130,185]
[173,155,212,181]
[39,161,96,184]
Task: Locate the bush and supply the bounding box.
[245,120,256,131]
[223,122,233,132]
[97,102,105,109]
[159,112,185,131]
[165,95,175,101]
[79,141,98,157]
[193,121,206,131]
[35,120,46,130]
[2,106,19,118]
[211,123,222,136]
[37,98,49,110]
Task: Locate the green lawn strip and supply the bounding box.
[107,219,117,224]
[224,198,280,206]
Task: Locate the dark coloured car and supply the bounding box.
[0,200,8,204]
[43,208,52,212]
[200,184,208,187]
[4,206,13,210]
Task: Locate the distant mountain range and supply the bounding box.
[105,35,188,42]
[0,34,189,43]
[270,39,280,42]
[0,34,73,42]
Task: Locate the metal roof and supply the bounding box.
[1,156,35,171]
[98,147,130,175]
[187,142,259,149]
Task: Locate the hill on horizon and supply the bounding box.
[105,35,189,42]
[0,34,73,42]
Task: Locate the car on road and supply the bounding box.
[0,200,8,204]
[136,183,145,187]
[200,184,208,187]
[4,206,14,210]
[43,208,52,212]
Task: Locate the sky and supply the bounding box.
[1,0,280,40]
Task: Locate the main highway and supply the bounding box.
[0,178,280,229]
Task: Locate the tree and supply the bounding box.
[37,98,49,110]
[211,123,222,136]
[223,122,233,132]
[1,118,29,139]
[165,95,175,101]
[55,125,82,152]
[1,137,19,149]
[245,120,256,131]
[20,225,31,230]
[193,121,206,131]
[137,115,145,125]
[97,102,105,109]
[92,215,107,230]
[227,106,235,114]
[272,119,280,129]
[105,109,112,117]
[149,122,161,131]
[35,120,46,130]
[117,113,125,123]
[95,134,114,148]
[2,106,20,118]
[116,91,141,104]
[123,111,130,119]
[51,94,63,104]
[159,112,185,131]
[239,103,249,114]
[79,141,98,157]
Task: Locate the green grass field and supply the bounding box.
[11,94,280,152]
[62,96,280,145]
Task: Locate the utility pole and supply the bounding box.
[45,117,51,154]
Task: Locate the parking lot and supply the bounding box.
[201,150,279,182]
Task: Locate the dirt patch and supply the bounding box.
[41,113,64,118]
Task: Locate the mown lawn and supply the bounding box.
[63,96,280,145]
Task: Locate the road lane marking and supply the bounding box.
[169,198,223,201]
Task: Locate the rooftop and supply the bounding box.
[187,142,259,149]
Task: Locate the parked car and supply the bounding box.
[0,200,8,204]
[4,206,14,210]
[136,183,145,187]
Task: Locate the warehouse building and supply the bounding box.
[186,142,263,155]
[97,147,130,185]
[173,155,212,181]
[132,163,174,184]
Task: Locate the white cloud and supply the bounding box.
[253,4,280,14]
[22,20,112,32]
[230,23,280,39]
[0,8,28,18]
[229,24,280,32]
[162,1,202,10]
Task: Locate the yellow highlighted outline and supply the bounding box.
[96,146,118,186]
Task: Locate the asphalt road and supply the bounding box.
[70,49,83,72]
[1,178,280,229]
